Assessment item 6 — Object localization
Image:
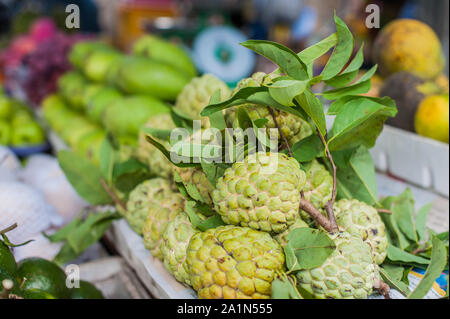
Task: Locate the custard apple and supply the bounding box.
[273,217,309,247]
[138,113,175,178]
[300,160,333,223]
[160,212,199,285]
[334,199,388,265]
[296,231,378,299]
[225,72,312,146]
[125,178,176,235]
[174,74,230,128]
[173,166,215,205]
[142,193,185,259]
[212,152,306,233]
[186,225,285,299]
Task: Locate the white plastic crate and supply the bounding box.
[370,125,449,198]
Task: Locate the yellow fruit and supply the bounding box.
[373,19,445,79]
[414,95,449,143]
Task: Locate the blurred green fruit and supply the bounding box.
[11,111,34,127]
[133,35,196,78]
[58,71,86,110]
[115,56,190,100]
[70,280,104,299]
[68,41,111,70]
[86,87,122,123]
[0,120,12,144]
[11,122,45,146]
[83,49,122,83]
[102,95,169,137]
[81,84,103,110]
[0,96,13,119]
[74,129,106,165]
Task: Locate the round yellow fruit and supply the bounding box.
[373,19,445,79]
[414,95,449,143]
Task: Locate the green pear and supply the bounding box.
[74,129,106,165]
[69,41,111,70]
[58,71,87,110]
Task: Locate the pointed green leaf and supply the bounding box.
[267,79,307,106]
[295,89,327,136]
[408,236,447,299]
[57,150,113,205]
[387,244,430,267]
[391,189,419,243]
[416,203,432,242]
[291,134,325,163]
[240,40,308,80]
[320,13,354,80]
[99,137,115,184]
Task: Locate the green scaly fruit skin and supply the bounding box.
[334,199,388,265]
[142,193,185,260]
[69,280,104,299]
[138,113,175,179]
[212,152,306,234]
[173,166,215,206]
[299,160,333,223]
[17,258,70,299]
[160,212,199,285]
[296,232,378,299]
[186,225,285,299]
[225,72,312,146]
[174,74,231,128]
[273,218,309,247]
[102,95,169,138]
[115,56,190,101]
[125,178,176,235]
[133,35,197,78]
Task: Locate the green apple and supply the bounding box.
[11,122,46,146]
[0,96,13,119]
[0,120,12,145]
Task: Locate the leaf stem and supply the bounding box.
[377,208,392,215]
[268,108,293,157]
[317,132,339,232]
[300,192,338,233]
[0,224,17,235]
[100,178,126,211]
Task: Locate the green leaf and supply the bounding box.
[416,203,432,242]
[267,79,307,106]
[99,137,115,184]
[43,216,83,242]
[333,146,379,206]
[387,244,430,267]
[208,90,227,130]
[52,242,79,267]
[291,134,324,163]
[297,33,337,75]
[408,236,448,299]
[328,97,397,151]
[295,89,327,136]
[285,228,336,271]
[320,13,354,80]
[328,95,396,115]
[112,158,151,193]
[322,79,371,100]
[379,267,410,297]
[271,279,291,299]
[200,161,226,188]
[66,211,120,254]
[57,150,113,205]
[197,215,227,232]
[391,189,419,243]
[240,40,308,80]
[324,44,364,88]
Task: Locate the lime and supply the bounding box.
[70,280,104,299]
[17,257,70,299]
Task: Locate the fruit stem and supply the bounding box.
[0,223,17,235]
[300,193,339,233]
[374,278,391,299]
[100,178,127,211]
[268,108,293,157]
[317,132,339,232]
